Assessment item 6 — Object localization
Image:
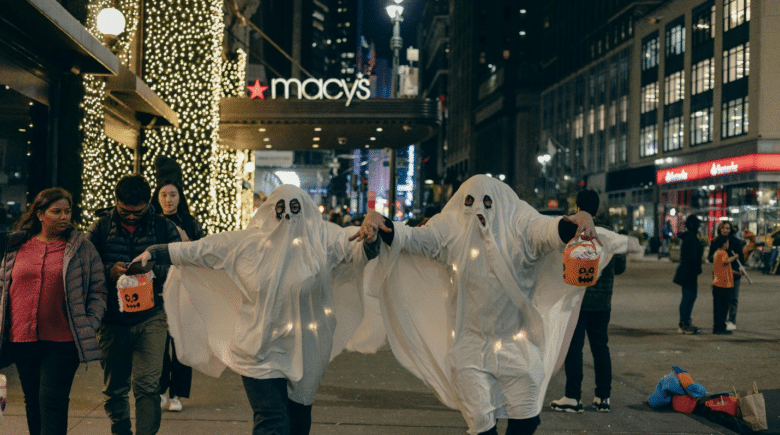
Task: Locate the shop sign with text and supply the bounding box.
[246,78,371,107]
[656,153,780,185]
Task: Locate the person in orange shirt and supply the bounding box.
[711,235,740,335]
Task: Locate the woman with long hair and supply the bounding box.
[0,187,107,434]
[151,179,203,412]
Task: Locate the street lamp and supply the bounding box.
[386,0,404,219]
[96,7,126,50]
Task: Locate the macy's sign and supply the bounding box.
[246,78,371,107]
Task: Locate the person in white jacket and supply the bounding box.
[133,184,379,435]
[351,175,639,435]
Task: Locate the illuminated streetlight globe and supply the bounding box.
[96,7,126,36]
[386,4,403,18]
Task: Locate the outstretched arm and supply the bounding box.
[561,210,602,245]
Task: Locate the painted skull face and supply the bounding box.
[578,266,596,285]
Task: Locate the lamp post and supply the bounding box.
[386,0,403,219]
[96,7,126,51]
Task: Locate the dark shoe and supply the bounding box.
[678,324,700,334]
[592,397,611,412]
[713,329,733,335]
[551,396,584,413]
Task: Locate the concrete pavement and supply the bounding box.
[1,256,778,434]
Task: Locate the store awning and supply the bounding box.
[105,64,179,129]
[219,98,440,150]
[0,0,119,76]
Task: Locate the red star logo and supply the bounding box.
[246,79,269,100]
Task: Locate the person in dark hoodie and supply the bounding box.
[551,190,626,414]
[673,215,704,334]
[0,187,107,434]
[87,174,181,435]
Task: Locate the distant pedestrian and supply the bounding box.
[707,221,743,331]
[673,215,704,334]
[551,190,626,414]
[0,187,107,435]
[711,235,739,335]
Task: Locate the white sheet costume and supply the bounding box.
[161,185,368,405]
[356,175,630,434]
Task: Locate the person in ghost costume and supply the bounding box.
[132,185,380,435]
[351,175,639,435]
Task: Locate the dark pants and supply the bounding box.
[98,313,168,435]
[727,278,740,324]
[11,341,80,435]
[678,285,698,325]
[241,376,313,435]
[478,415,541,435]
[564,310,611,401]
[712,286,730,332]
[160,333,192,398]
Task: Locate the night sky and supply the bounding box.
[361,0,422,64]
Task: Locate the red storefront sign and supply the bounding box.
[656,153,780,185]
[547,199,559,209]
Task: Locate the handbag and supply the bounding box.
[704,394,738,416]
[735,382,768,431]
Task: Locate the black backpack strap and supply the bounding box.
[154,215,169,244]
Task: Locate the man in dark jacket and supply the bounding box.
[87,174,181,435]
[551,190,626,414]
[673,215,704,334]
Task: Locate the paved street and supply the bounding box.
[1,256,778,434]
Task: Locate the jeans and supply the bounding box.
[678,285,698,325]
[478,415,541,435]
[727,278,740,324]
[160,333,192,398]
[712,287,730,332]
[564,310,611,401]
[11,341,80,435]
[98,312,168,435]
[241,376,313,435]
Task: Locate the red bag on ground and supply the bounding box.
[672,394,698,414]
[705,395,738,416]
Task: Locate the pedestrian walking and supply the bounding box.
[711,235,739,335]
[87,174,181,435]
[673,215,704,334]
[707,221,743,330]
[352,175,640,435]
[0,187,107,435]
[151,157,205,412]
[550,190,626,414]
[132,184,380,435]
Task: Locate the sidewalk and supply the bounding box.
[0,348,741,434]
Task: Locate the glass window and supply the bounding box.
[691,58,715,95]
[691,107,713,145]
[723,42,750,84]
[609,101,617,127]
[665,23,685,56]
[619,132,628,163]
[598,104,605,131]
[722,96,749,138]
[663,117,684,151]
[640,124,658,157]
[724,0,751,32]
[574,112,584,139]
[0,87,35,231]
[588,108,595,135]
[608,137,617,165]
[642,37,659,70]
[641,83,659,113]
[693,3,716,46]
[620,96,628,123]
[664,71,685,105]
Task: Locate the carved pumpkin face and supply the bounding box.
[124,292,141,310]
[578,266,596,285]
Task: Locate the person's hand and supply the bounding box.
[562,210,602,246]
[349,211,391,243]
[626,236,643,253]
[110,262,127,281]
[131,251,152,267]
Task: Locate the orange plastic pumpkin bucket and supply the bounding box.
[562,239,601,287]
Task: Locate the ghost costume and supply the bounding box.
[358,175,629,434]
[148,185,372,416]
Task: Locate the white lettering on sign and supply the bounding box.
[271,78,371,107]
[710,161,738,176]
[665,169,688,183]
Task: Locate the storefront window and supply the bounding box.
[0,86,34,232]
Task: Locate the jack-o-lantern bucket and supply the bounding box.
[117,271,155,313]
[562,239,600,287]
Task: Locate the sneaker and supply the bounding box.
[550,396,584,413]
[160,394,168,409]
[593,397,611,412]
[168,396,182,412]
[713,329,733,335]
[677,325,700,335]
[726,321,737,331]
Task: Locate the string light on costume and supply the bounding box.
[513,331,526,341]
